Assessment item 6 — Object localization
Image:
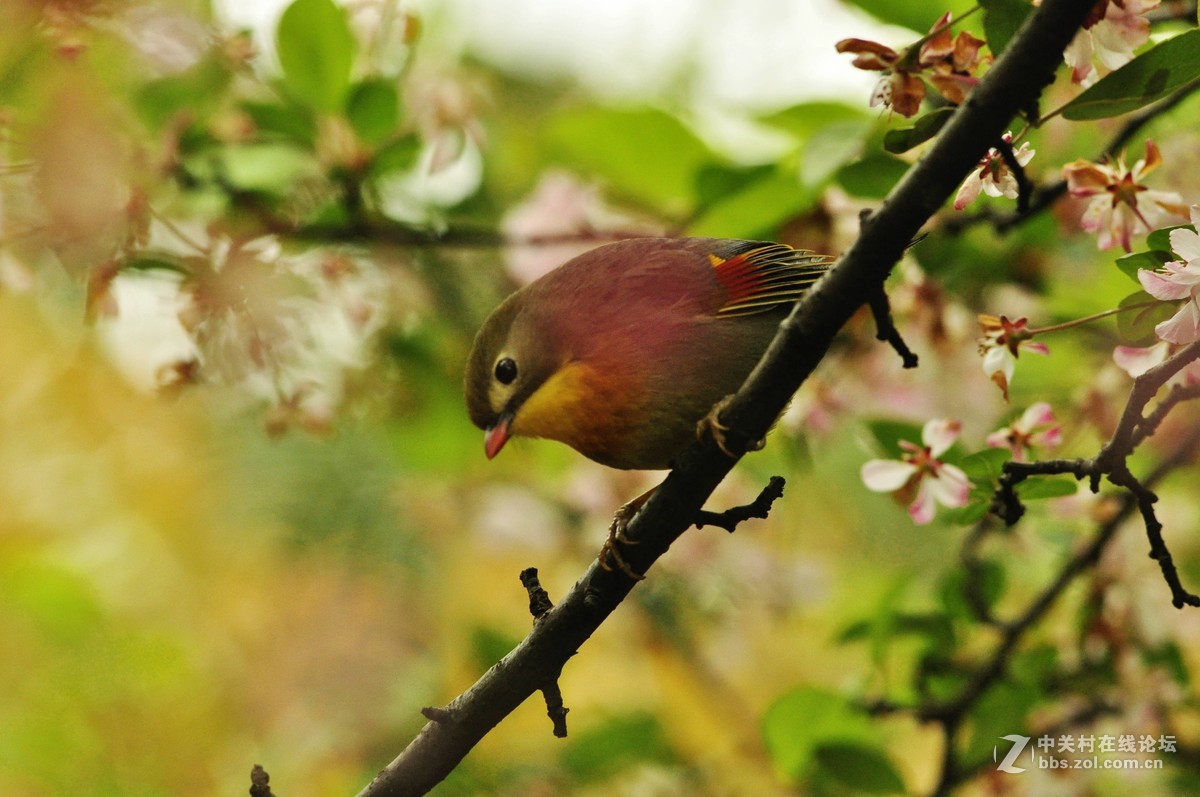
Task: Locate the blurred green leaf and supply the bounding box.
[940,559,1006,619]
[803,119,872,186]
[883,107,954,154]
[276,0,357,113]
[688,168,815,239]
[1060,30,1200,120]
[136,55,231,131]
[759,101,866,140]
[370,134,422,177]
[866,419,924,454]
[347,78,400,146]
[240,100,318,144]
[3,559,100,644]
[813,743,905,794]
[763,687,877,780]
[216,143,317,192]
[544,106,712,210]
[1015,476,1078,500]
[469,626,521,671]
[1116,290,1176,346]
[980,0,1033,55]
[1144,642,1190,686]
[840,0,973,32]
[962,681,1037,764]
[837,153,909,198]
[1115,250,1172,284]
[561,712,675,782]
[961,448,1012,485]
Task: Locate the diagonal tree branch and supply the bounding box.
[355,2,1102,794]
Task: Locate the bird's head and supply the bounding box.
[464,293,574,459]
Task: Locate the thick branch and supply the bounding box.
[356,3,1100,794]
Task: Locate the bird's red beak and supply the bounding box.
[484,414,513,459]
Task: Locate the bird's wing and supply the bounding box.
[703,241,833,317]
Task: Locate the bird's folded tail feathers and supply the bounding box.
[708,242,834,316]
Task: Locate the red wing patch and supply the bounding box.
[709,244,833,316]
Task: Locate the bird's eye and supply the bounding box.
[494,357,518,385]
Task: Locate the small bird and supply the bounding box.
[464,237,832,471]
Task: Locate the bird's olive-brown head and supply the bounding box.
[464,291,568,459]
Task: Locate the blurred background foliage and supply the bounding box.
[2,0,1200,795]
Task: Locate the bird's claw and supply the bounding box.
[598,499,646,581]
[697,395,763,458]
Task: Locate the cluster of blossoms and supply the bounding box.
[861,419,972,524]
[1063,141,1188,253]
[954,132,1036,211]
[977,315,1049,400]
[1136,205,1200,345]
[861,408,1062,523]
[1065,0,1160,86]
[836,12,986,118]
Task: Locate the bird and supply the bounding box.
[464,237,832,577]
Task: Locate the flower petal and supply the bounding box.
[861,459,918,492]
[1138,266,1194,300]
[1169,227,1200,265]
[1018,401,1055,431]
[1112,343,1169,377]
[908,479,936,524]
[1154,298,1200,344]
[929,464,972,509]
[922,418,962,457]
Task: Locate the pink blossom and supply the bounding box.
[978,315,1050,400]
[1062,141,1188,252]
[954,133,1036,210]
[1113,342,1200,383]
[1136,204,1200,344]
[861,418,973,524]
[1064,0,1160,87]
[986,402,1062,462]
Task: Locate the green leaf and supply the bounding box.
[866,419,923,454]
[940,558,1006,618]
[814,743,906,794]
[763,687,877,780]
[136,55,232,130]
[369,134,422,177]
[688,169,815,239]
[346,78,399,146]
[216,143,317,192]
[1115,250,1172,284]
[545,106,712,211]
[836,153,909,198]
[276,0,357,113]
[883,107,954,154]
[1015,476,1078,500]
[561,712,674,782]
[980,0,1033,56]
[963,681,1037,764]
[758,101,866,140]
[240,100,317,144]
[1148,223,1194,252]
[469,626,520,671]
[840,0,974,32]
[1060,29,1200,121]
[802,120,871,186]
[960,448,1012,485]
[1116,289,1176,346]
